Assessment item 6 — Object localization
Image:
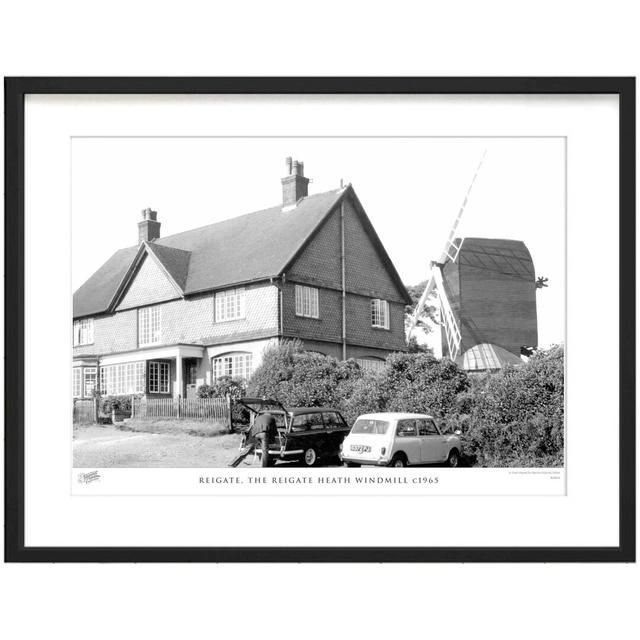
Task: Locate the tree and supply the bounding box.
[404,280,439,336]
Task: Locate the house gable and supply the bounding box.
[287,206,342,287]
[286,188,410,305]
[116,253,182,312]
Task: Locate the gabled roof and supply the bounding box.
[145,242,191,291]
[73,186,410,318]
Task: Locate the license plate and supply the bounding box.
[350,444,371,453]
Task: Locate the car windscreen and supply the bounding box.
[350,419,390,435]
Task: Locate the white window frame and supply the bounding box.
[371,299,390,329]
[72,368,82,398]
[295,285,319,319]
[215,288,246,322]
[212,352,253,381]
[99,362,145,396]
[83,367,97,397]
[138,306,162,346]
[73,318,94,346]
[148,361,170,394]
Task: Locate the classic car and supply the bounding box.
[235,398,351,467]
[340,412,462,467]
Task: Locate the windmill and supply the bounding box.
[406,150,487,361]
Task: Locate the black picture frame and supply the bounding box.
[4,77,635,563]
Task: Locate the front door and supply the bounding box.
[184,359,198,399]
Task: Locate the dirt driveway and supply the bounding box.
[73,425,249,468]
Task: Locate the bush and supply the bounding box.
[246,340,564,467]
[197,376,246,400]
[459,346,564,467]
[100,394,142,415]
[247,341,470,427]
[247,340,363,408]
[197,376,248,425]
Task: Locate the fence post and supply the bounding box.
[226,394,233,432]
[177,394,181,419]
[93,395,99,424]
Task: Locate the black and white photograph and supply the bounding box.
[2,4,639,640]
[5,77,633,562]
[71,138,565,474]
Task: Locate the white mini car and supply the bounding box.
[340,413,462,468]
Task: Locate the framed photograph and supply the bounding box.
[5,77,635,562]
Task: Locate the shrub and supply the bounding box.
[197,376,246,400]
[460,346,564,467]
[247,340,363,408]
[246,340,564,467]
[100,394,142,415]
[197,376,248,425]
[383,351,470,418]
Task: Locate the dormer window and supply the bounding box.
[139,306,162,346]
[73,318,94,346]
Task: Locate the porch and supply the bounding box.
[95,344,207,400]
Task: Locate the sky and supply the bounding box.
[71,137,565,348]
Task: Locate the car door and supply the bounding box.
[418,419,446,463]
[289,412,325,457]
[322,411,349,457]
[395,419,420,465]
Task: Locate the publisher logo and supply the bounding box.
[77,470,101,484]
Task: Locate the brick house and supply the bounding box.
[72,159,411,400]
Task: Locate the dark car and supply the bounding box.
[235,398,350,467]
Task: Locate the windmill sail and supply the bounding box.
[433,267,461,360]
[406,150,487,346]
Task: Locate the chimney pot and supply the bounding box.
[138,208,161,243]
[281,158,309,208]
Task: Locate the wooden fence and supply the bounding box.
[73,399,96,424]
[131,397,231,423]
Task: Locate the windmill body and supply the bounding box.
[406,151,541,371]
[440,237,538,370]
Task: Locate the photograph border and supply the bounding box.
[4,76,635,562]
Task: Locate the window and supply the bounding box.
[138,306,162,346]
[351,418,391,435]
[291,412,324,432]
[426,419,439,435]
[213,352,253,380]
[99,362,145,395]
[371,299,389,329]
[417,419,438,436]
[148,361,170,394]
[396,420,417,437]
[72,368,82,398]
[356,357,386,372]
[295,285,319,318]
[83,367,97,396]
[215,288,246,322]
[73,318,94,346]
[322,412,346,429]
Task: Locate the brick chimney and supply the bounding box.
[281,157,309,208]
[138,208,161,244]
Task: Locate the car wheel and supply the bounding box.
[389,454,406,468]
[446,448,459,468]
[302,447,318,467]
